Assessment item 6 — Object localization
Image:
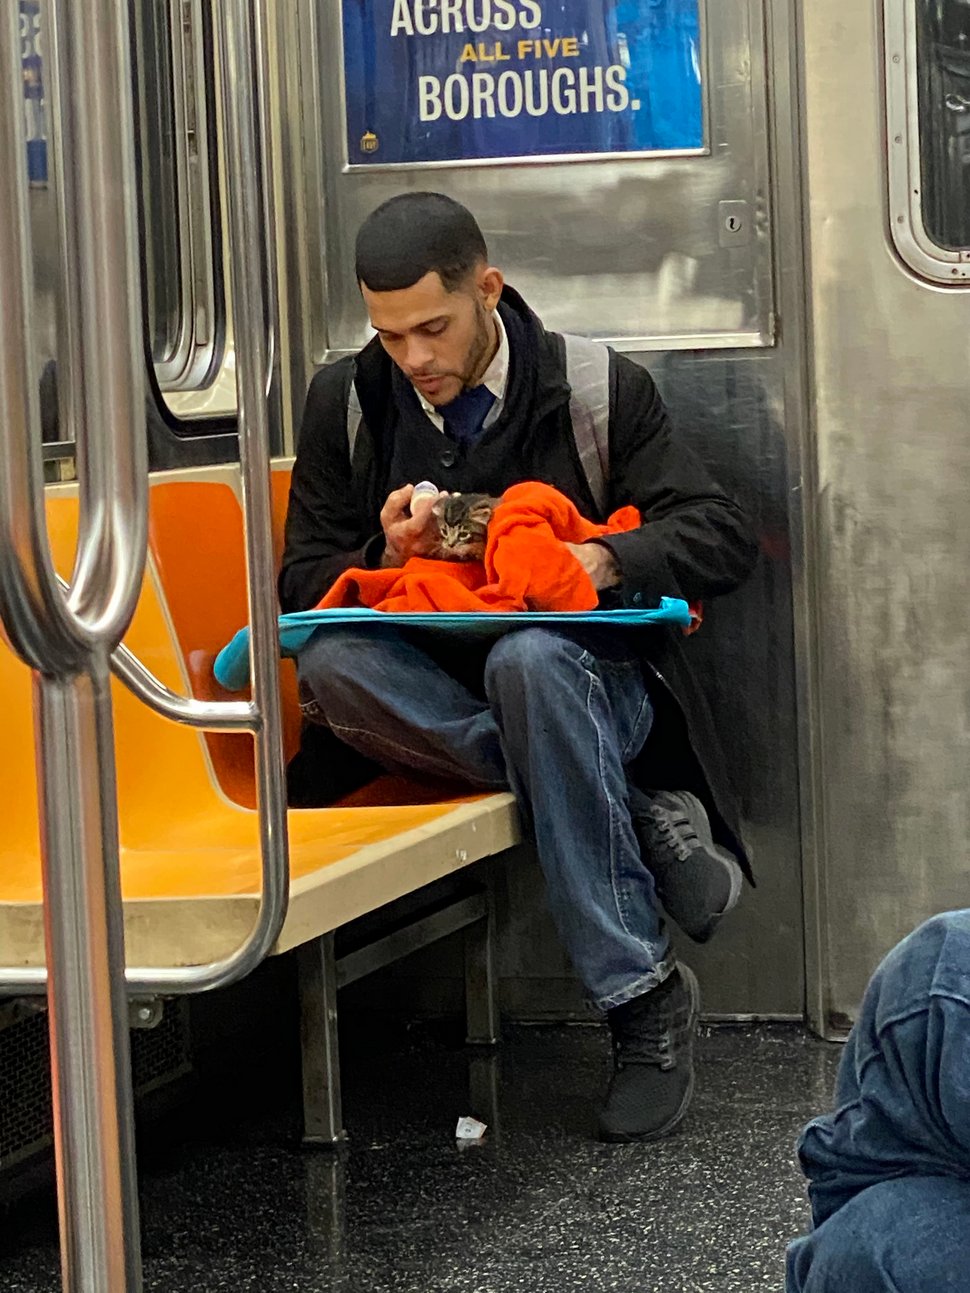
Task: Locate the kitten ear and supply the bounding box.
[468,500,496,524]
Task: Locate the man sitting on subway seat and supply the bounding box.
[279,192,758,1143]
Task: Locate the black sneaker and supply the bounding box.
[630,789,743,944]
[598,965,700,1143]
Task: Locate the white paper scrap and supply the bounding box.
[455,1116,487,1141]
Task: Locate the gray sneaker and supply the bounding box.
[598,965,700,1143]
[630,789,743,943]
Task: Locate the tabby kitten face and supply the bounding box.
[430,493,501,562]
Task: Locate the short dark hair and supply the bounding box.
[355,193,488,293]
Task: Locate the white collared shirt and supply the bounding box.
[413,310,509,434]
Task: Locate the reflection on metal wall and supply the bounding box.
[20,0,46,185]
[296,0,772,360]
[496,349,804,1018]
[346,348,805,1021]
[650,351,802,1013]
[802,0,970,1028]
[20,1,55,375]
[131,0,223,394]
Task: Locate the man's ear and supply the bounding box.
[478,265,504,311]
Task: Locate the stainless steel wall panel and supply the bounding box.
[799,0,970,1027]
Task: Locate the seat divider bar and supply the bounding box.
[335,892,487,990]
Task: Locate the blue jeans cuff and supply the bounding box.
[592,954,678,1013]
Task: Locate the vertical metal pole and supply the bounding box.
[0,1,145,1288]
[217,0,290,924]
[464,884,501,1046]
[37,653,142,1292]
[298,934,346,1146]
[303,1154,348,1274]
[467,1052,502,1146]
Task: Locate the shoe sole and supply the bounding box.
[598,966,701,1144]
[657,792,745,944]
[687,846,744,943]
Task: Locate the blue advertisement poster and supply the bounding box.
[20,0,47,184]
[342,0,704,166]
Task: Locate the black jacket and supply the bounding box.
[280,287,759,872]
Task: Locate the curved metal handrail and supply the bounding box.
[0,1,290,994]
[55,572,257,732]
[0,5,292,1285]
[111,639,257,731]
[0,17,101,674]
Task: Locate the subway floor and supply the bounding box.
[0,1016,841,1292]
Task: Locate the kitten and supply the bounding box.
[429,492,501,562]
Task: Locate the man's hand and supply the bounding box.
[565,541,622,592]
[380,485,445,568]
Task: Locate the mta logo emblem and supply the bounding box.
[360,131,379,154]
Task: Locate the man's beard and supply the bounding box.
[459,303,496,391]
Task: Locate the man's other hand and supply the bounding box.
[380,485,445,568]
[565,541,622,592]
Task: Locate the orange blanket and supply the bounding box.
[318,481,641,614]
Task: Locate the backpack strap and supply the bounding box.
[345,337,613,513]
[346,363,364,468]
[561,333,612,516]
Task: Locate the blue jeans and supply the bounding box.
[786,910,970,1291]
[297,626,672,1010]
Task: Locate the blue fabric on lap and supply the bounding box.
[212,599,694,692]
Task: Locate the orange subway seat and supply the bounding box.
[0,491,473,912]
